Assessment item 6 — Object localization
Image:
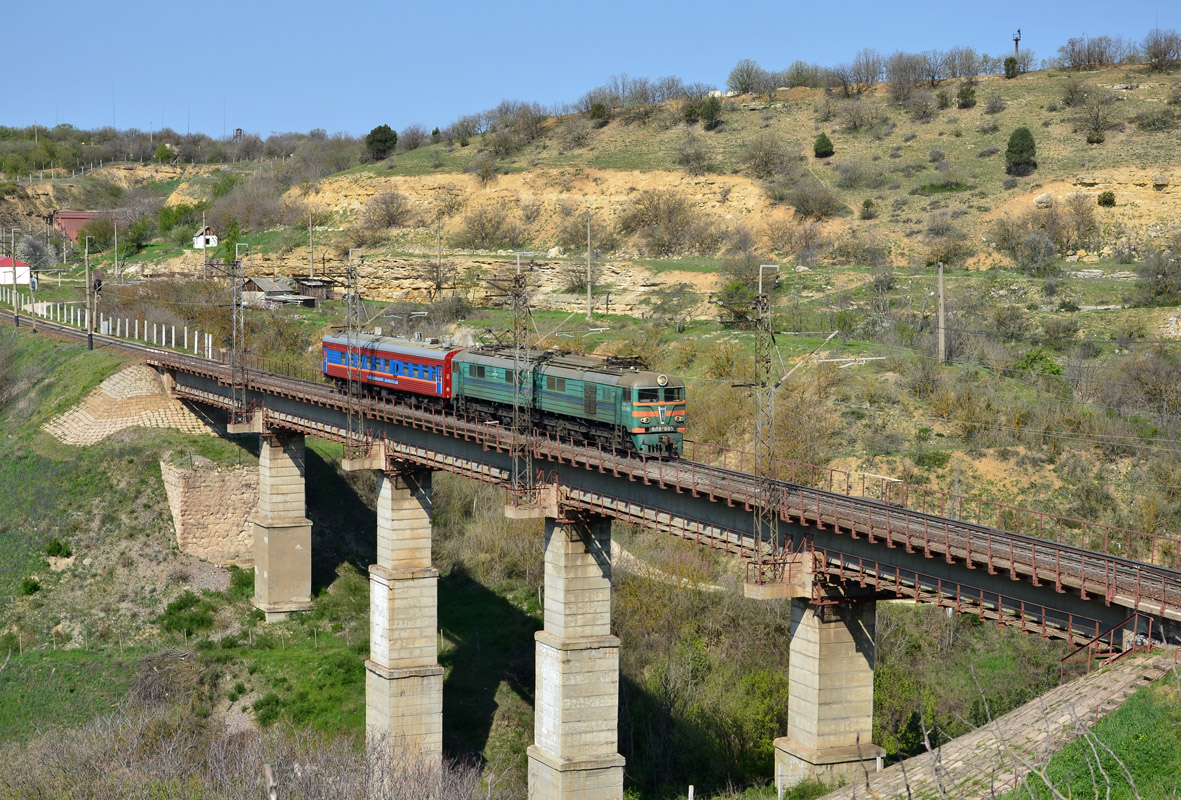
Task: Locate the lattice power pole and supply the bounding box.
[509,269,535,502]
[230,244,248,422]
[485,255,538,504]
[752,265,780,568]
[345,250,365,457]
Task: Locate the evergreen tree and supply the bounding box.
[813,132,834,158]
[1005,126,1037,175]
[700,96,723,130]
[365,124,398,161]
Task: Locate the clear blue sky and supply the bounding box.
[7,0,1175,138]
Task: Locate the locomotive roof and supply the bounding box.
[323,334,460,360]
[455,349,685,389]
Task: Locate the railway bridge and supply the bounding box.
[6,302,1181,799]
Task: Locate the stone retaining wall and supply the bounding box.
[161,460,258,566]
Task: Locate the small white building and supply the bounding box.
[0,257,31,286]
[193,225,218,250]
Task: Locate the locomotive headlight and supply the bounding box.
[640,417,651,425]
[674,415,685,423]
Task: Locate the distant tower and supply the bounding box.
[233,127,243,143]
[1013,29,1022,57]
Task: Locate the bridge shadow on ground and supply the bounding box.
[438,567,539,762]
[304,447,378,592]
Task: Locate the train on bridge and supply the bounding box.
[323,334,687,456]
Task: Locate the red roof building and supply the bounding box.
[0,256,32,285]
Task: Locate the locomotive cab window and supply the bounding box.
[665,387,684,402]
[637,388,660,402]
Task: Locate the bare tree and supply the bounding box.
[920,49,946,87]
[398,124,428,152]
[1143,27,1181,71]
[826,63,855,97]
[851,48,885,94]
[727,59,772,95]
[886,51,924,103]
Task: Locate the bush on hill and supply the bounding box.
[1005,127,1037,176]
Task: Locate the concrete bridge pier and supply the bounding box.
[365,468,443,761]
[527,514,625,800]
[775,595,884,786]
[251,431,314,622]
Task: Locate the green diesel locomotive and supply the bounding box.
[323,335,686,456]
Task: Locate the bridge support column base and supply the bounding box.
[251,517,312,623]
[250,599,314,623]
[527,746,625,800]
[774,738,884,787]
[365,661,444,760]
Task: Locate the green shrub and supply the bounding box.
[159,590,215,635]
[1005,126,1037,176]
[45,538,72,558]
[699,96,723,130]
[1086,130,1105,144]
[956,85,977,109]
[813,132,834,158]
[1098,190,1116,207]
[1004,56,1019,79]
[860,198,877,220]
[1013,347,1061,375]
[912,449,952,468]
[211,172,242,200]
[20,576,40,595]
[252,692,282,726]
[227,565,254,600]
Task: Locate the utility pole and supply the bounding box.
[345,249,365,458]
[509,265,534,503]
[231,244,248,421]
[937,262,946,364]
[309,212,314,278]
[586,211,593,322]
[10,228,20,327]
[113,221,120,284]
[84,235,95,350]
[436,224,443,301]
[484,256,537,505]
[752,265,780,569]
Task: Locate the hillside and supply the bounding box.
[3,58,1181,800]
[5,64,1180,307]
